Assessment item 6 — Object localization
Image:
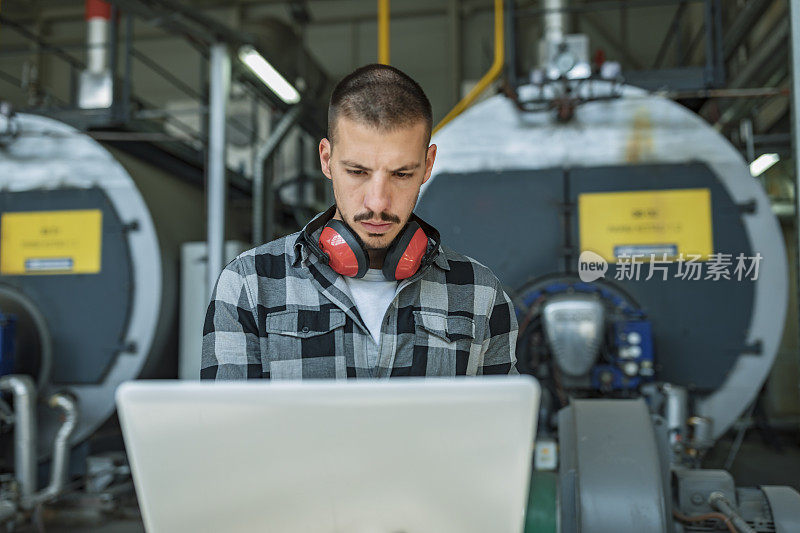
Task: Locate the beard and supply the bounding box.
[335,207,400,251]
[331,185,421,251]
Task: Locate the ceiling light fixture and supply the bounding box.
[749,153,779,177]
[238,45,300,105]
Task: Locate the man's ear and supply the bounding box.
[319,138,333,180]
[422,143,437,185]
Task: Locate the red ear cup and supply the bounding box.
[382,221,429,281]
[319,220,369,278]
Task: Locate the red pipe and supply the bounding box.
[85,0,111,20]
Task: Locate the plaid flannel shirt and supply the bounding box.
[201,208,518,379]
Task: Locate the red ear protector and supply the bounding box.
[319,218,430,281]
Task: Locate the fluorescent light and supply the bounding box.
[750,153,779,177]
[238,46,300,105]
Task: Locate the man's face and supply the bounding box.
[318,116,437,252]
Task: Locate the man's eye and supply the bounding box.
[347,169,365,176]
[395,172,410,178]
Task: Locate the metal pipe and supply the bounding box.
[0,102,18,146]
[708,492,757,533]
[23,393,78,508]
[661,87,790,99]
[0,284,54,391]
[253,105,302,245]
[662,383,688,450]
[120,14,133,123]
[434,0,504,134]
[703,0,715,86]
[107,3,118,110]
[85,0,110,74]
[791,0,800,398]
[503,0,517,94]
[378,0,390,64]
[517,0,704,17]
[741,118,755,163]
[543,0,566,42]
[0,375,37,503]
[206,42,230,297]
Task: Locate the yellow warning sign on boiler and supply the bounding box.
[578,188,712,263]
[0,210,103,275]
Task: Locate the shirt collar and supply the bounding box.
[292,205,449,272]
[433,244,450,271]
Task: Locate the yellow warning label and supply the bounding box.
[0,210,103,275]
[578,188,713,263]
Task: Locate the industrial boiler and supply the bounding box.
[0,108,249,515]
[416,77,798,531]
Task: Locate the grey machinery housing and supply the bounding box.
[553,399,800,533]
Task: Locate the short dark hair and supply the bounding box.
[327,64,432,147]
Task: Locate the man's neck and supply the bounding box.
[367,249,387,269]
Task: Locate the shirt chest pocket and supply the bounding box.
[411,311,476,376]
[263,308,346,367]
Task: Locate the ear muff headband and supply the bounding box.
[304,206,441,281]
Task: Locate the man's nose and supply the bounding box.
[364,174,391,215]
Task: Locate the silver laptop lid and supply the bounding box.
[116,377,540,533]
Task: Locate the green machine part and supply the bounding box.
[525,471,558,533]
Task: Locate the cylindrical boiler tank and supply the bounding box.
[0,112,245,457]
[416,83,788,439]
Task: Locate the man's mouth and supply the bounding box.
[360,221,393,234]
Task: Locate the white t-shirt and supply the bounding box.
[344,269,398,345]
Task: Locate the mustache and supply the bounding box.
[352,211,401,224]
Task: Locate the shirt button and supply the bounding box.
[302,326,309,333]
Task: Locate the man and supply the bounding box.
[201,64,517,380]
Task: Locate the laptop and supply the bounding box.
[116,376,540,533]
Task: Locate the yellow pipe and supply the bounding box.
[433,0,504,135]
[378,0,390,64]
